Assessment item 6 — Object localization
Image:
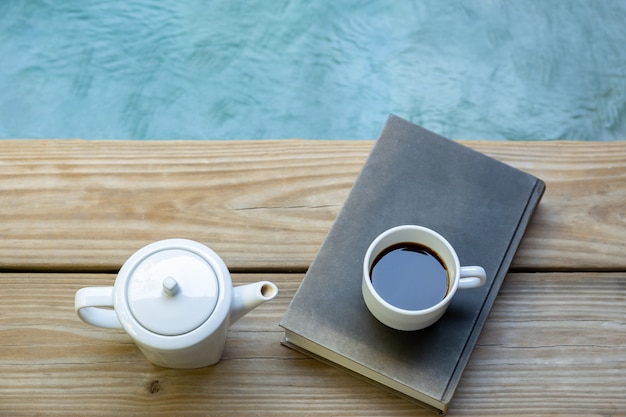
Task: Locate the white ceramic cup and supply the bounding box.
[362,225,486,331]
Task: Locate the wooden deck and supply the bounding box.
[1,139,625,416]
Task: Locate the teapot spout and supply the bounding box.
[230,281,278,325]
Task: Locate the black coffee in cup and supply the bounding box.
[370,242,449,310]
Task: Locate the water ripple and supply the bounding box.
[1,0,625,140]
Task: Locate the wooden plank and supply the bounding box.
[472,140,626,272]
[1,272,624,416]
[1,140,626,271]
[454,271,626,416]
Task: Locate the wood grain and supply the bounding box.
[0,272,623,416]
[1,140,626,272]
[1,140,625,416]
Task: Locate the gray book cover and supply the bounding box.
[280,115,545,414]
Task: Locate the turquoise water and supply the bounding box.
[1,0,625,140]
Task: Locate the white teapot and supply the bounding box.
[75,239,278,368]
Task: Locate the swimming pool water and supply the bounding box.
[1,0,625,140]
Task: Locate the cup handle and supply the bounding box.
[458,266,487,289]
[75,287,123,329]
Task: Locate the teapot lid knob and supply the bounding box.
[162,276,180,297]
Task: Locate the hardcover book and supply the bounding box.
[280,115,545,414]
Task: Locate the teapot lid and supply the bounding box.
[126,247,219,336]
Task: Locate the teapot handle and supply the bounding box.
[75,287,123,329]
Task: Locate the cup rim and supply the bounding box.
[363,225,460,315]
